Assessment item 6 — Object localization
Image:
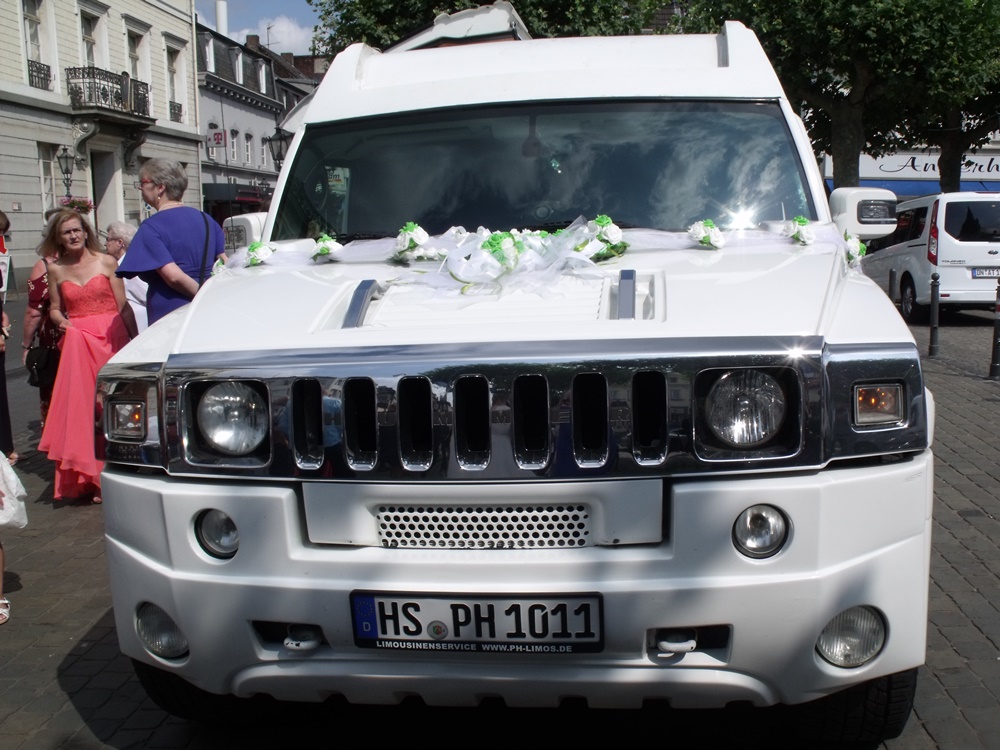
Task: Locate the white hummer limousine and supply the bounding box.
[98,20,933,743]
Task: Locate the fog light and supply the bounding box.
[136,602,189,659]
[733,504,787,558]
[196,509,240,559]
[816,606,885,667]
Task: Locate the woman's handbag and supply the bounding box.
[25,337,59,388]
[0,456,28,529]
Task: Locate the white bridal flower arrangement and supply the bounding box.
[311,234,344,263]
[844,232,867,267]
[688,219,726,249]
[781,215,816,245]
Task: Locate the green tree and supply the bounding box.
[307,0,659,57]
[680,0,1000,190]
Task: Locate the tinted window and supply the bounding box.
[944,201,1000,242]
[273,100,816,242]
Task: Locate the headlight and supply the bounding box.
[196,381,268,455]
[705,370,786,448]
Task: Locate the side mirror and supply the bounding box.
[830,188,896,240]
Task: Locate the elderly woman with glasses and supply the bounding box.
[105,221,147,333]
[37,210,137,504]
[117,159,225,325]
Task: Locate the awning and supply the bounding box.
[824,179,1000,199]
[202,183,266,204]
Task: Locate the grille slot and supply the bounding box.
[455,375,490,468]
[572,373,609,466]
[398,377,433,469]
[513,375,550,469]
[632,370,668,464]
[377,504,592,548]
[344,378,378,468]
[292,379,324,468]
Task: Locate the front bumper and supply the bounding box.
[103,451,932,709]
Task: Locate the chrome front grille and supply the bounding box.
[129,337,929,480]
[377,504,592,549]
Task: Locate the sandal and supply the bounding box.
[0,598,9,625]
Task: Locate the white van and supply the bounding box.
[862,192,1000,322]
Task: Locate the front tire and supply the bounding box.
[899,277,928,324]
[794,668,917,744]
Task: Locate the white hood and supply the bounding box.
[111,226,910,364]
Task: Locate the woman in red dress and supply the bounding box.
[37,210,137,503]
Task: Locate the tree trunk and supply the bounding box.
[936,109,964,193]
[828,101,866,188]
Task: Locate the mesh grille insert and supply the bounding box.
[377,505,592,549]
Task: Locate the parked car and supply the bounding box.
[862,192,1000,322]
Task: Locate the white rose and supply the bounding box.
[600,223,623,244]
[706,226,726,248]
[688,222,708,242]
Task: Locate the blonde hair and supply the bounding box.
[38,209,102,259]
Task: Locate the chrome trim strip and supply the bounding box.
[342,279,383,328]
[617,269,636,320]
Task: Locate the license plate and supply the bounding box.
[972,267,1000,278]
[351,592,604,653]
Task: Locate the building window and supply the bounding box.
[128,31,142,79]
[229,130,238,162]
[228,48,243,85]
[39,143,59,213]
[200,33,215,73]
[260,140,268,169]
[23,0,51,89]
[23,0,42,61]
[257,60,267,94]
[245,134,253,165]
[165,44,185,122]
[81,13,97,66]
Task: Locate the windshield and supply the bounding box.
[272,100,816,242]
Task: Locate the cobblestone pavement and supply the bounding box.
[2,303,1000,748]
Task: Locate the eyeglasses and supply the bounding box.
[134,179,155,189]
[61,228,84,237]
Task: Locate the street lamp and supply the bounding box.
[57,145,74,198]
[255,176,271,198]
[263,125,292,170]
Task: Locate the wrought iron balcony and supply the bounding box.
[66,67,150,118]
[27,59,51,90]
[169,101,183,122]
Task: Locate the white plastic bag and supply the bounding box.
[0,456,28,529]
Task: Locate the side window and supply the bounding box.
[908,207,928,242]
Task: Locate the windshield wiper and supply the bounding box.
[337,232,396,243]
